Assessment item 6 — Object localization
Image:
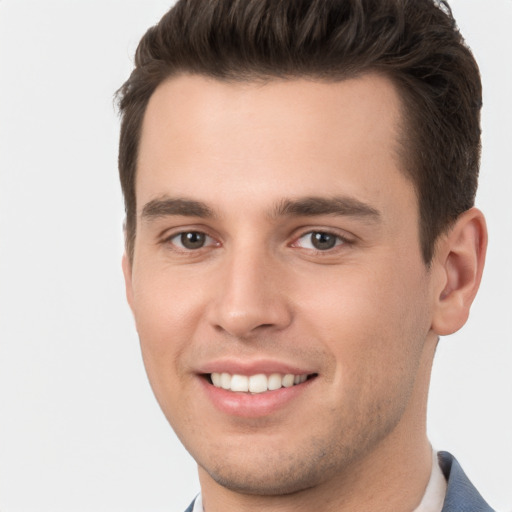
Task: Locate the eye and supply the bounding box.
[167,231,217,250]
[294,231,345,251]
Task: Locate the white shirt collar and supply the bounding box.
[192,492,203,512]
[412,450,447,512]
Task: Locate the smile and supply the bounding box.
[210,372,310,393]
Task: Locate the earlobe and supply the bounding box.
[431,208,487,336]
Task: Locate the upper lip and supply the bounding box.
[197,358,316,376]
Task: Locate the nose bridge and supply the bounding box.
[210,240,291,338]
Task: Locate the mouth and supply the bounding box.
[205,372,317,394]
[199,366,318,417]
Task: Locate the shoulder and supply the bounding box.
[439,451,495,512]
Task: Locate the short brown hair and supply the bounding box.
[117,0,482,263]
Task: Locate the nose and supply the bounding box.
[208,245,293,339]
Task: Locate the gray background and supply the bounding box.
[0,1,511,510]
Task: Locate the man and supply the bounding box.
[117,0,492,510]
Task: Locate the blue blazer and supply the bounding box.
[438,451,494,511]
[183,451,494,512]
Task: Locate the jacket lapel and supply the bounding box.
[438,451,494,511]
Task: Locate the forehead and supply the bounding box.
[136,73,414,218]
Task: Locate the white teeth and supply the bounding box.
[249,374,268,393]
[220,372,231,390]
[268,373,282,391]
[282,374,295,388]
[210,372,310,393]
[211,372,222,387]
[230,374,249,392]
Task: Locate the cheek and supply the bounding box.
[130,268,207,427]
[296,259,430,384]
[131,264,204,352]
[129,268,208,410]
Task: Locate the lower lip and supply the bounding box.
[199,376,315,418]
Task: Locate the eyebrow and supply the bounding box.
[141,197,215,221]
[271,196,381,221]
[140,195,381,223]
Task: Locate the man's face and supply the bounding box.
[124,74,438,495]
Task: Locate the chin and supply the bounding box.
[194,436,354,497]
[203,461,324,496]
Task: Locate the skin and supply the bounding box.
[123,74,487,512]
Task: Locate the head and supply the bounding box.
[117,0,486,505]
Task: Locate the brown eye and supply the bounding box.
[180,232,206,249]
[167,231,217,251]
[295,231,345,251]
[310,232,337,250]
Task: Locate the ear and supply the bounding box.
[431,207,487,336]
[122,253,135,314]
